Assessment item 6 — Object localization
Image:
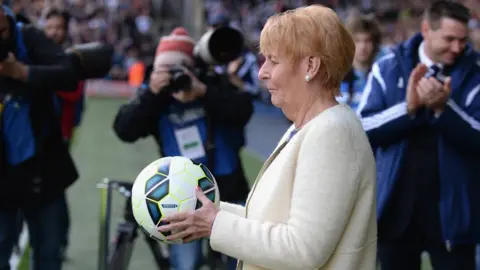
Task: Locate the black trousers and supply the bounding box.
[378,220,475,270]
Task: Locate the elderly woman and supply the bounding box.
[159,5,377,270]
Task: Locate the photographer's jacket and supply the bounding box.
[114,74,253,202]
[0,22,79,206]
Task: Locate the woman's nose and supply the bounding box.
[258,62,269,81]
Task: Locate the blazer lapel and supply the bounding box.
[236,126,294,270]
[255,140,287,183]
[237,140,288,270]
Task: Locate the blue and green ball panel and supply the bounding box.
[198,177,215,191]
[157,164,170,175]
[145,174,167,193]
[195,189,216,209]
[146,200,162,225]
[146,180,169,201]
[199,164,214,181]
[157,220,171,237]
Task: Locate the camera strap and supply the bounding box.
[0,92,6,175]
[204,112,216,173]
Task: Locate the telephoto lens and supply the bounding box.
[66,42,114,80]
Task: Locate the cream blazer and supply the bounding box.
[210,104,377,270]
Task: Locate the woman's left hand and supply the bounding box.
[158,187,219,242]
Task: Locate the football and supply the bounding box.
[131,156,220,244]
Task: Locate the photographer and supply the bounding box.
[113,27,253,270]
[0,5,79,270]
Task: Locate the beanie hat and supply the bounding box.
[155,27,195,62]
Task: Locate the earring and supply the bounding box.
[305,74,310,82]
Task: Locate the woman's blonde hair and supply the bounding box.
[260,5,355,93]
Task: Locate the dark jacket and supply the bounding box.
[113,72,253,202]
[0,23,79,207]
[357,33,480,245]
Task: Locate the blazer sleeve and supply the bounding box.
[210,120,361,269]
[219,202,245,217]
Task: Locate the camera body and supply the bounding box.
[166,65,192,94]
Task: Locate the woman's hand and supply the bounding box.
[158,187,219,242]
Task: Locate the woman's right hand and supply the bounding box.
[149,68,171,94]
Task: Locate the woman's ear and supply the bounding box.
[306,56,321,80]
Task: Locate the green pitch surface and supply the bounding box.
[17,98,431,270]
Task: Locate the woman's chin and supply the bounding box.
[270,96,283,108]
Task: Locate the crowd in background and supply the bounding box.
[7,0,479,96]
[9,0,157,84]
[206,0,480,55]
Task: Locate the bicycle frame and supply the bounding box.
[97,178,169,270]
[97,178,113,270]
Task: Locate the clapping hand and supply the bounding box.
[158,187,219,243]
[406,63,428,114]
[417,76,451,115]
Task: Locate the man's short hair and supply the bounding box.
[424,0,470,30]
[45,8,70,30]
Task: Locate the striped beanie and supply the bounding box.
[155,27,195,63]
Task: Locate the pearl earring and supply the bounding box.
[305,74,310,82]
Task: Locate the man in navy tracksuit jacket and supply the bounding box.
[357,1,480,269]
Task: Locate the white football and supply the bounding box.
[131,156,220,244]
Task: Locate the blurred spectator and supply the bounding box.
[135,8,153,34]
[470,19,480,51]
[339,14,381,110]
[126,45,145,87]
